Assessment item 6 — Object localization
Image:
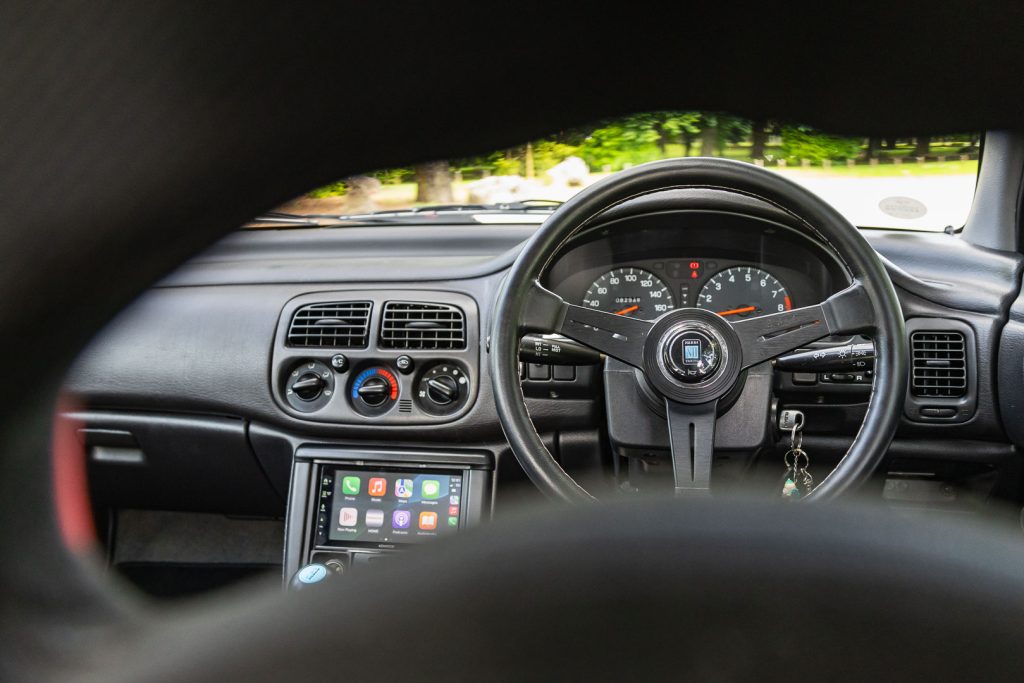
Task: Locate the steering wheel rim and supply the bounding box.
[490,157,907,504]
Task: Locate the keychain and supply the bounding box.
[778,410,813,499]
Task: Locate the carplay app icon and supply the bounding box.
[339,507,358,527]
[365,509,384,528]
[395,479,413,498]
[421,479,441,499]
[419,511,438,530]
[392,510,411,529]
[368,477,387,497]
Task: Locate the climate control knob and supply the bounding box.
[349,367,400,416]
[416,363,470,415]
[357,376,391,406]
[292,373,326,401]
[426,375,459,405]
[284,360,335,412]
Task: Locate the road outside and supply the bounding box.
[278,164,976,232]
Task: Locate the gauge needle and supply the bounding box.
[717,305,756,317]
[614,305,639,316]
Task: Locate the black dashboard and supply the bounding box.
[59,195,1024,580]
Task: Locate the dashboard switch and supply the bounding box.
[553,365,576,381]
[528,363,551,381]
[395,355,414,374]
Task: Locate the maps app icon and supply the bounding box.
[395,479,413,498]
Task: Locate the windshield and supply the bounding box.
[263,112,979,231]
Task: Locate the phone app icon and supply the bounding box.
[341,476,361,496]
[368,477,387,497]
[448,505,459,517]
[365,509,384,528]
[392,510,411,529]
[418,511,438,530]
[339,507,358,527]
[421,479,442,499]
[395,479,414,498]
[447,516,458,527]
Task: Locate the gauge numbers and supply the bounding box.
[696,266,791,319]
[583,267,675,320]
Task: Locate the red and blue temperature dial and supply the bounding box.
[351,367,399,407]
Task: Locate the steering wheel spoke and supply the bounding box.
[522,281,652,368]
[731,282,874,369]
[665,399,717,495]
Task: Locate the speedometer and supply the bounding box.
[696,266,791,319]
[582,267,674,320]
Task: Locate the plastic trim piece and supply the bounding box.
[963,130,1024,252]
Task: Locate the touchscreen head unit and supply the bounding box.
[314,465,464,548]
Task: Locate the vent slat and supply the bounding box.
[379,302,466,350]
[910,330,967,397]
[287,301,371,348]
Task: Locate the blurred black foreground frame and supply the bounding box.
[3,1,1024,680]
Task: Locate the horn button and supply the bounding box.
[643,309,743,404]
[663,329,721,383]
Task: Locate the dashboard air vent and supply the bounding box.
[287,301,372,348]
[910,330,967,397]
[380,301,466,350]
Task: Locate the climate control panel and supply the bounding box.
[272,290,479,425]
[283,357,472,421]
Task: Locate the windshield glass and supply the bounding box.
[263,112,979,231]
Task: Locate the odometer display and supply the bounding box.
[696,266,791,319]
[583,267,674,320]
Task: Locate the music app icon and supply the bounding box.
[368,477,387,497]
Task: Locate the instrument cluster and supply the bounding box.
[542,212,844,323]
[581,260,793,321]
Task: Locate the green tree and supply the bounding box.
[780,127,862,163]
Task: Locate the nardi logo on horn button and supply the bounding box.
[664,329,721,383]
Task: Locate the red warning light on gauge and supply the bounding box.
[689,261,701,279]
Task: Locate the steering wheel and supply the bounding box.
[490,158,907,502]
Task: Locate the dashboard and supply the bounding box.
[58,196,1024,586]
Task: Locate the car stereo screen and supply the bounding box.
[314,466,463,547]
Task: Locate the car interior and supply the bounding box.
[8,3,1024,680]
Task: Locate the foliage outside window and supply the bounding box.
[275,111,978,232]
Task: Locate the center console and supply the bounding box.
[284,446,493,582]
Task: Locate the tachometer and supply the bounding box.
[696,266,791,319]
[582,267,674,320]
